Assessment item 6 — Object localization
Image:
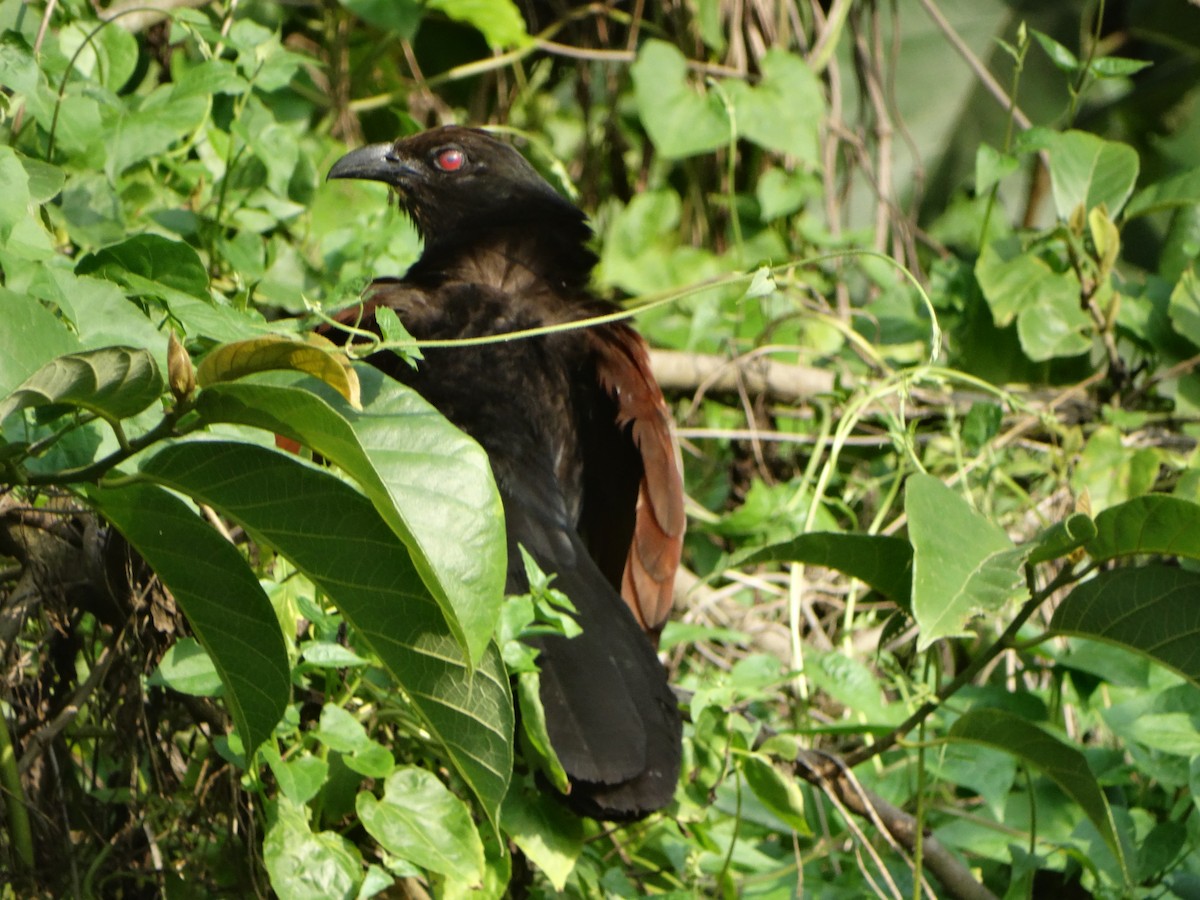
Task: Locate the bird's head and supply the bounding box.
[328,126,588,258]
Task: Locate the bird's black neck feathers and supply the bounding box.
[406,193,599,296]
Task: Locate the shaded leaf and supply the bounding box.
[1050,566,1200,686]
[136,440,512,827]
[0,346,162,425]
[147,637,224,697]
[741,754,810,835]
[88,480,289,755]
[1125,167,1200,220]
[949,709,1127,877]
[197,335,361,408]
[1169,269,1200,348]
[906,474,1027,649]
[736,532,913,607]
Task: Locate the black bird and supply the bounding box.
[326,126,685,819]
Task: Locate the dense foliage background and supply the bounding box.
[3,0,1200,897]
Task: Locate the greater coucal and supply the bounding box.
[326,126,685,819]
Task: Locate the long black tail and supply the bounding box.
[503,487,682,820]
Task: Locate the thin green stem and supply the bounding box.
[23,403,195,487]
[0,707,34,871]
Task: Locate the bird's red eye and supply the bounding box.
[434,147,466,172]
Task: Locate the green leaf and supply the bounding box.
[0,288,82,398]
[427,0,528,49]
[262,744,329,806]
[76,234,210,302]
[197,335,361,409]
[1014,288,1093,361]
[337,0,422,37]
[1168,269,1200,348]
[1088,495,1200,562]
[1087,56,1152,78]
[0,146,31,244]
[1051,566,1200,686]
[500,789,583,891]
[316,705,371,754]
[1030,29,1079,73]
[194,370,505,669]
[975,238,1091,360]
[632,40,729,159]
[1071,426,1161,512]
[88,480,290,755]
[356,768,485,880]
[104,83,210,179]
[975,143,1020,193]
[906,474,1027,649]
[724,49,824,165]
[147,637,225,697]
[1125,167,1200,220]
[264,797,362,900]
[949,709,1127,878]
[136,440,512,827]
[1026,513,1097,564]
[741,754,810,834]
[1043,130,1139,219]
[0,346,162,426]
[736,532,913,607]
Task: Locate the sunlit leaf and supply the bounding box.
[194,370,505,668]
[264,797,362,900]
[907,474,1027,649]
[357,768,485,880]
[136,439,512,827]
[0,346,162,425]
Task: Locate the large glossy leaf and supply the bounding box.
[949,709,1127,878]
[76,234,209,301]
[1050,566,1200,686]
[0,347,162,425]
[906,474,1027,649]
[1088,495,1200,562]
[137,439,512,826]
[88,480,289,755]
[736,532,912,607]
[194,369,505,668]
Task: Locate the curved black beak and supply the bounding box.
[327,142,402,184]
